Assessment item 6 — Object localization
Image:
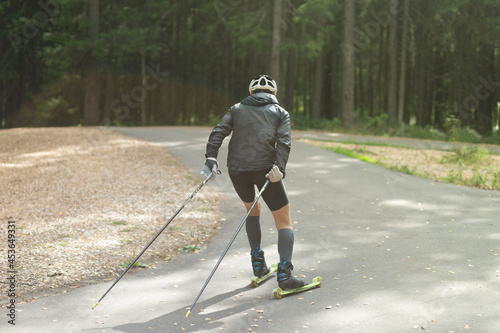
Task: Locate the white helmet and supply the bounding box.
[249,74,277,95]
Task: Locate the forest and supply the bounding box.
[1,0,499,142]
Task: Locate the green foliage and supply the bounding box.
[293,113,500,145]
[440,146,490,166]
[0,1,11,14]
[2,0,499,137]
[439,145,498,189]
[324,146,377,164]
[430,0,470,15]
[178,244,203,253]
[322,144,422,178]
[442,168,500,190]
[316,140,498,190]
[294,0,337,58]
[292,115,341,131]
[120,260,147,268]
[386,164,417,176]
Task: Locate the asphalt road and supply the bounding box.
[6,127,500,333]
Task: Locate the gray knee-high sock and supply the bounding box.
[246,216,261,250]
[278,228,294,263]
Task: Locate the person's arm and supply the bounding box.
[206,108,233,159]
[275,109,291,177]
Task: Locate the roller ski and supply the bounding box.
[251,262,278,287]
[272,260,320,299]
[249,248,276,287]
[273,276,322,299]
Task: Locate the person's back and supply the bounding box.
[226,92,290,172]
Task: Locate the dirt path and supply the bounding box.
[0,127,222,306]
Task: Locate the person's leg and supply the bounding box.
[261,179,304,289]
[229,171,269,277]
[243,199,262,250]
[243,198,270,277]
[271,203,294,262]
[229,171,261,248]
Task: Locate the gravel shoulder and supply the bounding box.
[0,127,222,306]
[300,138,500,190]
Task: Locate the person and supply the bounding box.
[201,74,304,290]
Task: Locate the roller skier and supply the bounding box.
[201,74,305,291]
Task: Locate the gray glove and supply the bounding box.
[266,165,283,183]
[201,157,218,179]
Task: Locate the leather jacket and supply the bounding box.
[205,92,291,175]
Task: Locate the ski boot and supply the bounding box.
[251,248,270,278]
[277,259,305,290]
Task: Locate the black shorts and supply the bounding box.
[229,170,289,211]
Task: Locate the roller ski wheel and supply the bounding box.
[273,276,322,299]
[251,262,278,287]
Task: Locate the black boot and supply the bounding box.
[277,259,304,290]
[251,248,270,278]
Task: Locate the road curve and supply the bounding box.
[10,126,500,333]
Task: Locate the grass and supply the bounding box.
[178,244,203,253]
[439,146,499,189]
[196,204,210,212]
[311,140,499,190]
[381,163,418,176]
[119,260,148,268]
[325,145,420,177]
[439,146,490,166]
[327,146,377,164]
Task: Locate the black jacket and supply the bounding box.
[206,93,291,175]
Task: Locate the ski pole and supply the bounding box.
[92,172,216,310]
[186,179,270,318]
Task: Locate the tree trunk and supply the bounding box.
[103,47,114,126]
[312,42,324,120]
[83,0,100,126]
[140,52,147,126]
[285,46,296,115]
[323,49,333,119]
[1,78,5,128]
[368,48,375,117]
[271,0,282,85]
[357,54,364,118]
[397,0,409,125]
[377,22,386,117]
[387,0,398,127]
[476,45,495,136]
[341,0,355,126]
